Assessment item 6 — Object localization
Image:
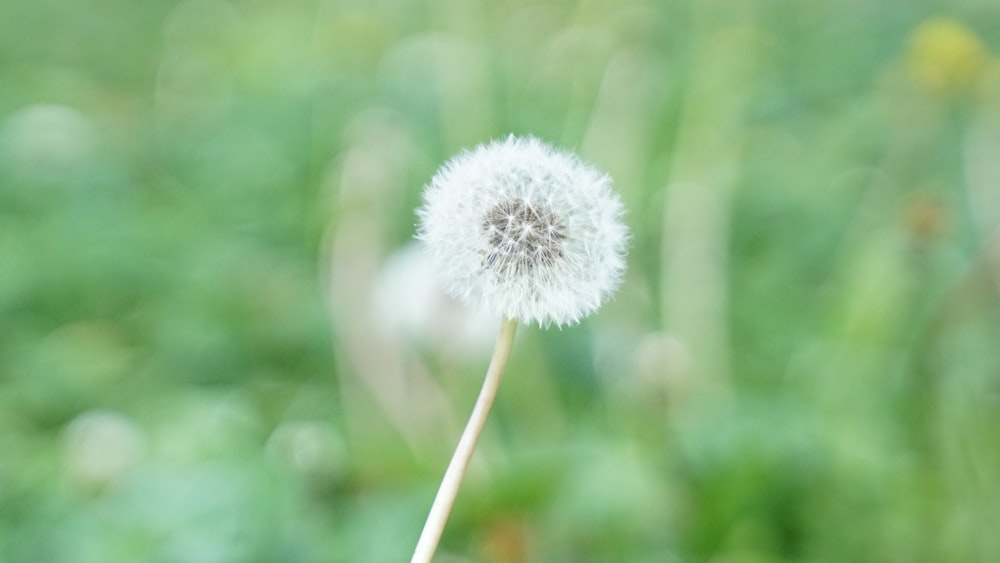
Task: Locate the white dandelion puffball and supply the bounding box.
[417,135,628,327]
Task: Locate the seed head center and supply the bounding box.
[482,198,566,272]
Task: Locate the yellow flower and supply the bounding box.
[907,18,989,95]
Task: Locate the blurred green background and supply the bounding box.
[2,0,1000,561]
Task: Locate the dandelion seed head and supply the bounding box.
[417,135,628,327]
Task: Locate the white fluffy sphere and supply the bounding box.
[417,136,628,327]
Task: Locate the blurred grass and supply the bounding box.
[2,0,1000,561]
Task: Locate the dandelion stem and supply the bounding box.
[411,317,518,563]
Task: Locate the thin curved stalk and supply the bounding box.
[410,317,518,563]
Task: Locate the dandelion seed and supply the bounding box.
[417,135,628,327]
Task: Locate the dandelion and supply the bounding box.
[418,135,627,327]
[907,18,988,95]
[410,135,627,562]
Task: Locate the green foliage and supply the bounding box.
[2,0,1000,561]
